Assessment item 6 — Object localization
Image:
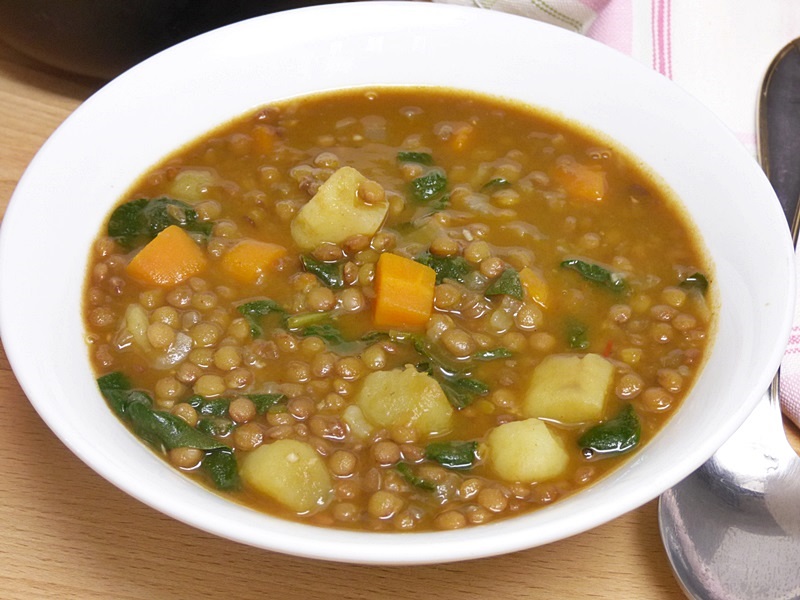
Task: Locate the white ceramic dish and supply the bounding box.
[0,1,794,565]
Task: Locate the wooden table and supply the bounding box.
[2,40,799,600]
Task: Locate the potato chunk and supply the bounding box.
[523,353,614,423]
[290,166,389,249]
[240,440,333,514]
[356,365,453,439]
[485,418,569,483]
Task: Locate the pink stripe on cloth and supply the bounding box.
[651,0,673,78]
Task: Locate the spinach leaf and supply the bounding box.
[472,348,513,361]
[416,251,472,284]
[202,449,240,491]
[301,255,344,289]
[98,372,152,418]
[680,272,709,294]
[485,268,524,300]
[425,441,478,469]
[197,416,234,437]
[127,402,227,451]
[397,151,434,165]
[579,404,641,458]
[561,258,626,292]
[410,170,447,203]
[107,197,211,248]
[299,323,347,345]
[187,396,229,417]
[566,318,590,350]
[245,393,286,415]
[237,299,285,338]
[396,462,437,491]
[439,376,489,409]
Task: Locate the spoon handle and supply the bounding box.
[758,37,800,241]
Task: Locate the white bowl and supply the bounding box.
[0,1,794,565]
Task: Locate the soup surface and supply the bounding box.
[84,87,713,531]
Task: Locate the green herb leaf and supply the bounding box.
[472,348,513,361]
[301,255,344,289]
[397,151,434,165]
[245,393,286,415]
[416,251,472,284]
[107,197,211,248]
[680,272,709,294]
[187,396,229,417]
[410,170,447,203]
[299,323,347,345]
[97,372,152,418]
[566,318,590,350]
[126,402,227,451]
[197,417,234,437]
[237,299,285,338]
[439,376,489,409]
[425,441,478,469]
[202,449,240,491]
[561,258,626,292]
[481,177,511,191]
[579,404,641,458]
[485,268,524,300]
[396,462,437,491]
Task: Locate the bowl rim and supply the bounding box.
[0,0,795,565]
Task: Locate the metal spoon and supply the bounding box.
[658,38,800,600]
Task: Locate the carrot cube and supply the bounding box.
[126,225,207,287]
[551,156,607,202]
[373,253,436,330]
[220,239,287,285]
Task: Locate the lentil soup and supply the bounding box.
[84,87,713,532]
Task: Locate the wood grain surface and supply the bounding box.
[1,40,798,600]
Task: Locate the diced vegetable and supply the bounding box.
[579,404,641,458]
[126,224,207,286]
[523,353,614,423]
[252,125,278,154]
[342,405,374,439]
[167,169,217,203]
[519,266,550,308]
[373,252,436,330]
[551,156,607,201]
[356,365,453,439]
[220,239,287,285]
[124,303,151,351]
[485,418,570,483]
[240,440,333,513]
[290,166,389,249]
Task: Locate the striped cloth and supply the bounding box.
[435,0,800,427]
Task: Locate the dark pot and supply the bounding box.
[0,0,352,80]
